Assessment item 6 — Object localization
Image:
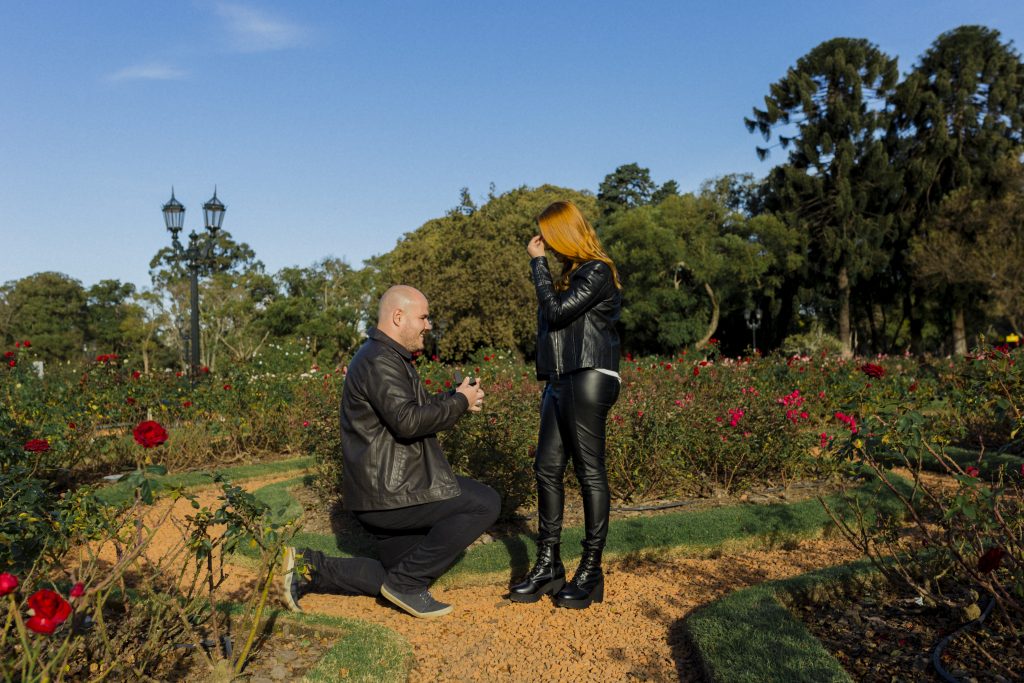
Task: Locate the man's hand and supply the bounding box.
[527,235,546,258]
[456,377,485,413]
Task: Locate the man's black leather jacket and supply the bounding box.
[341,328,468,510]
[531,257,621,380]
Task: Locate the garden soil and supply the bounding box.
[110,476,864,682]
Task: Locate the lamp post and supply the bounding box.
[162,188,226,382]
[744,308,763,353]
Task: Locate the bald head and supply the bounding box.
[377,285,432,352]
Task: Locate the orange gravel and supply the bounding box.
[108,475,864,682]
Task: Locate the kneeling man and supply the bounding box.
[281,285,498,618]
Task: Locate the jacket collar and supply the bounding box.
[367,327,413,362]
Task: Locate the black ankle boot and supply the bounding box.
[509,542,565,603]
[555,548,603,609]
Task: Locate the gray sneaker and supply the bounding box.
[380,583,453,618]
[280,546,311,612]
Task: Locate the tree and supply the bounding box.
[0,272,87,362]
[261,258,370,363]
[119,289,169,373]
[199,271,277,366]
[602,188,793,354]
[747,38,899,358]
[892,25,1024,354]
[651,179,681,205]
[911,158,1024,338]
[85,280,137,353]
[597,163,657,215]
[385,185,599,360]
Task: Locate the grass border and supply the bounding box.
[684,558,885,683]
[215,604,412,683]
[240,472,910,588]
[95,455,314,506]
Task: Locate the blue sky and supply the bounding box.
[2,1,1022,290]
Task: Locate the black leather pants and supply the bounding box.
[534,369,620,551]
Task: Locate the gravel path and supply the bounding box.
[110,475,863,682]
[303,539,861,682]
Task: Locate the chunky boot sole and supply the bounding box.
[508,577,565,603]
[556,580,604,609]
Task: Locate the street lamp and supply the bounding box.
[744,308,763,353]
[162,188,227,381]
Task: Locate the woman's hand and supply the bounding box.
[527,235,546,258]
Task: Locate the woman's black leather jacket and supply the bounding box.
[531,257,621,381]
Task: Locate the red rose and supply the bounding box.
[132,420,168,449]
[132,370,141,379]
[125,397,136,405]
[977,547,1007,573]
[182,401,192,408]
[22,340,30,348]
[69,583,84,598]
[223,384,231,391]
[201,366,210,374]
[966,466,980,478]
[7,360,14,368]
[25,589,72,634]
[302,420,310,427]
[14,342,20,348]
[24,439,50,453]
[4,351,13,358]
[860,363,885,379]
[0,573,17,596]
[68,422,76,430]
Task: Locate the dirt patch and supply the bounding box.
[796,578,1021,682]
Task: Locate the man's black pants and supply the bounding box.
[301,476,500,595]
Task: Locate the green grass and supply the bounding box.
[216,606,412,683]
[270,610,412,683]
[95,455,314,506]
[685,559,882,683]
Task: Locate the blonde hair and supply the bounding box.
[536,201,622,291]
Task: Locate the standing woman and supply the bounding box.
[510,200,622,609]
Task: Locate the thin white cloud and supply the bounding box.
[106,63,188,82]
[215,3,309,52]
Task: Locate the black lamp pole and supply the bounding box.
[162,188,226,383]
[744,307,763,353]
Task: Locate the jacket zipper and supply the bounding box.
[552,320,562,376]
